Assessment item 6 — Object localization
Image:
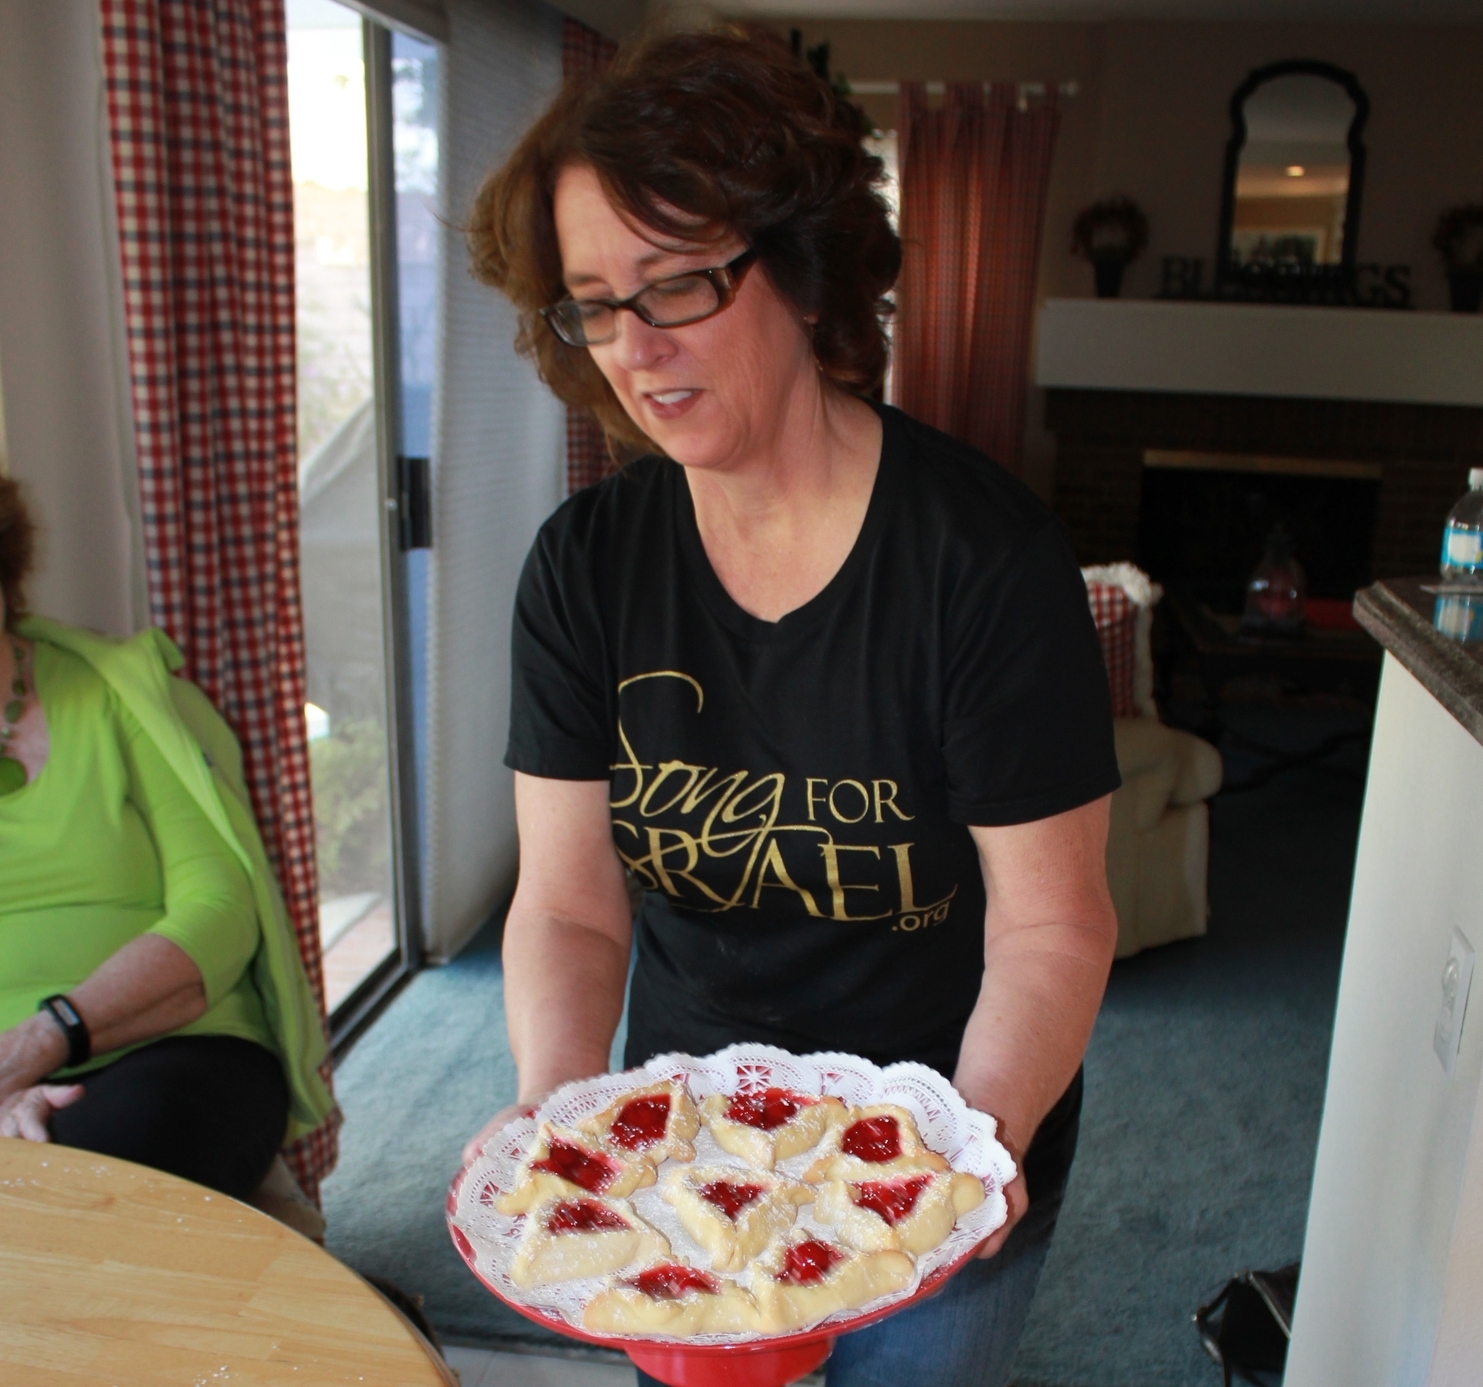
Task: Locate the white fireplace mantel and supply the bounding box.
[1035,298,1483,409]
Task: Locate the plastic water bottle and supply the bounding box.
[1441,469,1483,584]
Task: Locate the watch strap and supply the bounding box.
[38,994,91,1070]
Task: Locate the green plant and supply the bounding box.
[1433,204,1483,272]
[309,717,390,897]
[1072,196,1150,265]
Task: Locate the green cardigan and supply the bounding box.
[15,617,335,1143]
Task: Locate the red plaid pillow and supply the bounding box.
[1086,583,1138,718]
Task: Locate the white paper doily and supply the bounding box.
[448,1043,1016,1345]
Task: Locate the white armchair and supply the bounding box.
[1083,564,1224,959]
[1106,715,1223,958]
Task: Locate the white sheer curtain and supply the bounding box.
[423,0,564,959]
[0,0,145,636]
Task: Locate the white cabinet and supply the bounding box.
[1288,651,1483,1387]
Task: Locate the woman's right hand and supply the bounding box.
[462,1091,552,1167]
[467,776,634,1171]
[0,1012,69,1110]
[0,1083,84,1141]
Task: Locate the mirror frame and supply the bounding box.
[1215,59,1370,293]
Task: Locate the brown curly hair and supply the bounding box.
[467,23,901,451]
[0,475,35,630]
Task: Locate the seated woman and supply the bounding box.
[0,476,333,1201]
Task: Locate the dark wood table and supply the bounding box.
[1158,586,1382,789]
[1162,584,1382,728]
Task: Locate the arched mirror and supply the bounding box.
[1216,60,1369,296]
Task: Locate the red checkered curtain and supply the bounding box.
[100,0,338,1195]
[895,83,1059,476]
[562,13,616,82]
[561,17,618,494]
[565,407,613,494]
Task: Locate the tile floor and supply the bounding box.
[442,1347,825,1387]
[443,1346,633,1387]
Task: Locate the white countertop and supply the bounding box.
[1034,298,1483,408]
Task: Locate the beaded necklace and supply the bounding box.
[0,638,29,796]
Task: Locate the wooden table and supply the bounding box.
[0,1139,454,1386]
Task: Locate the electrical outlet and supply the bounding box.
[1434,928,1476,1078]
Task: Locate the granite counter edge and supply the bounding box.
[1355,582,1483,748]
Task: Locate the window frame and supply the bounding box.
[323,14,431,1055]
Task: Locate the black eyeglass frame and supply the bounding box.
[541,247,761,348]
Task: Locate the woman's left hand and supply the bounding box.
[957,800,1119,1261]
[0,1083,84,1141]
[977,1166,1028,1259]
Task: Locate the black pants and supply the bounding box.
[49,1035,289,1201]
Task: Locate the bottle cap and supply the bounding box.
[1471,468,1483,489]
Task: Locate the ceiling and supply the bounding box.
[723,0,1483,21]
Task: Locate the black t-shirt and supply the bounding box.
[506,404,1119,1198]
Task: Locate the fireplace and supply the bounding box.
[1135,453,1380,615]
[1045,389,1482,603]
[1036,300,1483,601]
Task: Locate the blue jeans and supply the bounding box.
[633,1187,1063,1387]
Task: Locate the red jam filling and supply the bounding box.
[531,1137,619,1193]
[545,1198,630,1235]
[699,1180,766,1221]
[725,1087,814,1131]
[852,1174,933,1225]
[841,1115,903,1163]
[628,1264,721,1300]
[777,1239,845,1286]
[608,1093,672,1152]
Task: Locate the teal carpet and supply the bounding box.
[322,704,1367,1384]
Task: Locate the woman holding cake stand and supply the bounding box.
[463,26,1119,1386]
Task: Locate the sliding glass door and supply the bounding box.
[286,0,439,1041]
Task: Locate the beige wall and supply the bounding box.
[760,17,1483,492]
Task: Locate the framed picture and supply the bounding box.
[1230,227,1329,267]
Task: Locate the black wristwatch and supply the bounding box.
[38,995,91,1069]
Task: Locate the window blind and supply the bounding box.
[422,0,564,959]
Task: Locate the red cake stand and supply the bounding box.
[447,1166,986,1387]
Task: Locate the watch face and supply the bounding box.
[42,996,89,1065]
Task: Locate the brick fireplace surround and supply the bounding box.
[1036,300,1483,581]
[1047,389,1483,579]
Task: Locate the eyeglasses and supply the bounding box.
[541,248,760,348]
